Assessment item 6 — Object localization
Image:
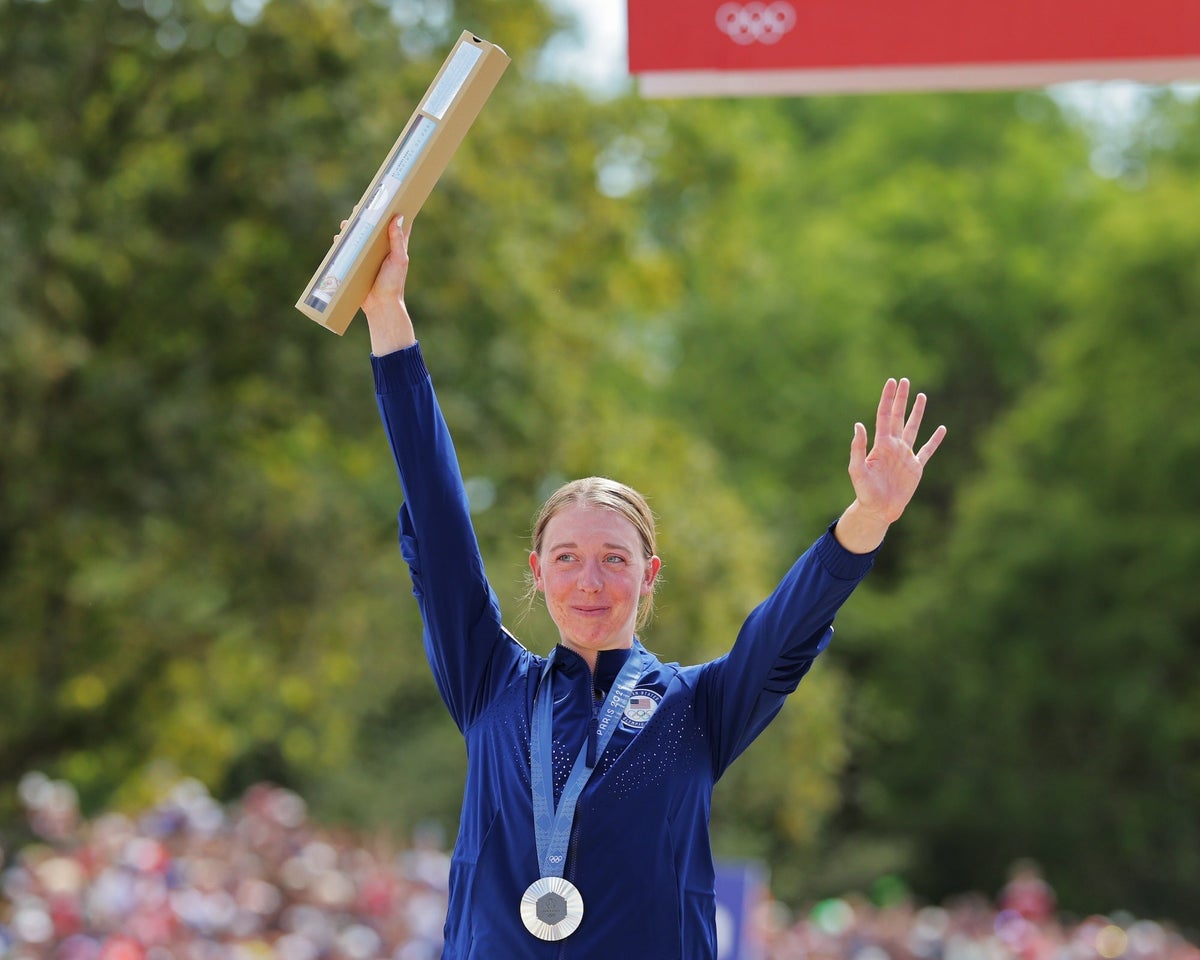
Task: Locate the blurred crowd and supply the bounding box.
[1,773,1196,960]
[758,863,1200,960]
[1,774,449,960]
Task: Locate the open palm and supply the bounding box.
[849,377,947,526]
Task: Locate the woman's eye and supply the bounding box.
[605,555,626,564]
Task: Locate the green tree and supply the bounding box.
[857,155,1200,923]
[0,0,565,814]
[637,92,1096,546]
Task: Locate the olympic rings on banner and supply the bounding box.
[715,1,797,45]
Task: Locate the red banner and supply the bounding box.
[627,0,1200,96]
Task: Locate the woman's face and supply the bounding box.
[529,502,660,669]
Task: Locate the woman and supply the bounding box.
[364,214,945,957]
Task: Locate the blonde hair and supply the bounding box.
[526,477,659,631]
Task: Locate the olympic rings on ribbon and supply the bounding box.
[715,1,797,45]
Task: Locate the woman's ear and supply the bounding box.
[529,551,544,590]
[642,556,662,595]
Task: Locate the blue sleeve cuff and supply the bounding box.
[371,342,428,395]
[816,521,879,580]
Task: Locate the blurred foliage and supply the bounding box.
[855,167,1200,924]
[2,0,1199,926]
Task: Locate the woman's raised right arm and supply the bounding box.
[365,216,526,731]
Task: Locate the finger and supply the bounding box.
[915,424,948,466]
[902,391,928,449]
[849,421,868,472]
[890,377,912,437]
[875,378,898,441]
[396,214,415,259]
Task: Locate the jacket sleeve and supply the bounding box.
[372,343,525,732]
[694,524,876,778]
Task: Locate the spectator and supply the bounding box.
[999,860,1056,925]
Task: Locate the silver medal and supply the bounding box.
[520,876,584,941]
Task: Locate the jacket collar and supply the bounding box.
[552,643,635,693]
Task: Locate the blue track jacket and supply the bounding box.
[373,343,877,959]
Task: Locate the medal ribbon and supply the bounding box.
[530,643,646,879]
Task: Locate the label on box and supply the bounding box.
[422,42,483,119]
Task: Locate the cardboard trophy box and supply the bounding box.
[296,32,509,334]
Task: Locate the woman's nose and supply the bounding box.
[578,559,603,591]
